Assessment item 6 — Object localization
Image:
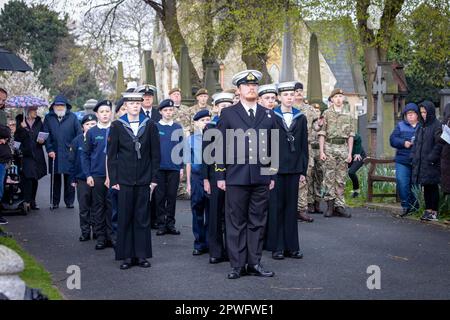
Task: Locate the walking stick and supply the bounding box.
[50,157,55,210]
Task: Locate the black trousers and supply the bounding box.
[76,179,92,236]
[52,174,75,207]
[423,184,440,211]
[23,177,38,204]
[155,170,180,230]
[348,151,366,190]
[116,184,152,260]
[91,177,113,242]
[265,174,300,252]
[225,184,269,268]
[208,179,227,259]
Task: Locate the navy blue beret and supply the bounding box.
[81,114,97,125]
[115,98,124,113]
[193,109,211,121]
[94,100,113,112]
[158,99,175,110]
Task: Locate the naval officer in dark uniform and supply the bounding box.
[215,70,276,279]
[107,92,161,270]
[135,84,161,123]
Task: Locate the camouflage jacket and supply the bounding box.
[298,103,321,144]
[174,104,192,137]
[318,104,355,140]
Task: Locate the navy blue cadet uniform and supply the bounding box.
[154,99,183,235]
[188,110,210,253]
[69,114,97,240]
[264,82,308,259]
[81,100,114,249]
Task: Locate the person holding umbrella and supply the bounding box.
[14,106,47,211]
[43,95,82,209]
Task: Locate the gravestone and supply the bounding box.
[83,99,98,114]
[440,73,450,117]
[370,62,408,157]
[279,20,295,82]
[178,45,195,106]
[143,50,158,103]
[204,59,222,104]
[307,32,323,105]
[0,245,26,300]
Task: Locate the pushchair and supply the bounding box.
[1,149,28,215]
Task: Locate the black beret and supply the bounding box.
[158,99,175,110]
[294,82,303,91]
[81,114,97,125]
[193,109,211,121]
[93,100,113,112]
[115,98,124,113]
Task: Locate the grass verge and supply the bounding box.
[0,227,63,300]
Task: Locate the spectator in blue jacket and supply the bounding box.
[69,114,97,241]
[43,95,82,209]
[390,103,419,215]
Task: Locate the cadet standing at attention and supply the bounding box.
[318,88,354,218]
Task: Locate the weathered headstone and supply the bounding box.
[0,245,26,300]
[83,99,98,114]
[440,73,450,117]
[143,50,158,103]
[307,33,323,104]
[178,45,195,106]
[279,20,295,82]
[116,61,125,100]
[204,59,222,104]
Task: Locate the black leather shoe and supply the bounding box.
[151,223,159,230]
[95,242,106,250]
[66,204,74,209]
[285,250,303,259]
[227,267,246,279]
[272,251,284,260]
[209,257,226,264]
[120,259,133,270]
[50,204,59,210]
[137,258,151,268]
[156,229,166,236]
[79,234,90,242]
[246,264,274,277]
[31,203,40,210]
[166,228,180,235]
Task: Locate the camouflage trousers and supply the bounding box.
[177,166,190,200]
[321,142,348,208]
[298,146,323,211]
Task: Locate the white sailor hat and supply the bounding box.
[258,84,278,97]
[135,84,157,96]
[212,92,235,105]
[126,81,138,92]
[277,81,297,93]
[122,92,143,102]
[231,70,262,86]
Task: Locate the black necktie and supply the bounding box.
[249,108,255,122]
[146,110,150,118]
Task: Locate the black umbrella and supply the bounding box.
[0,48,32,72]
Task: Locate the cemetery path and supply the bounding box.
[4,175,450,300]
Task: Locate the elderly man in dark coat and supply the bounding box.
[43,95,82,209]
[14,108,47,210]
[411,100,443,221]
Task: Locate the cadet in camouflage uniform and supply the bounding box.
[169,88,191,199]
[318,88,354,218]
[295,82,321,222]
[188,88,212,134]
